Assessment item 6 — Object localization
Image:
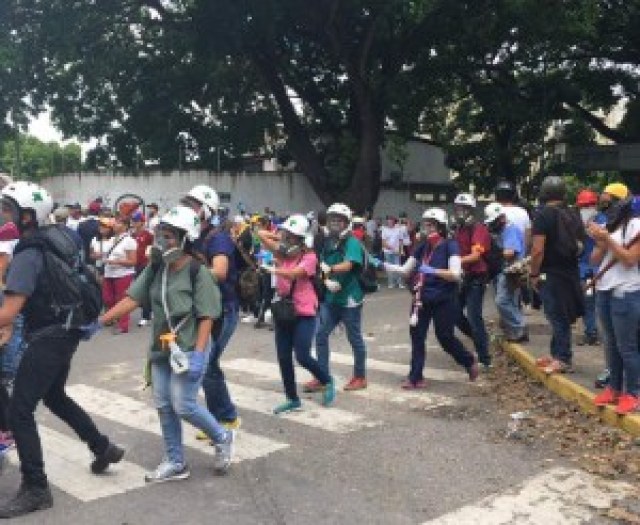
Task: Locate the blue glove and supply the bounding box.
[80,320,103,341]
[419,264,438,276]
[368,255,383,269]
[188,350,206,381]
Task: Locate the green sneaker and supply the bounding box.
[322,377,336,407]
[273,399,302,415]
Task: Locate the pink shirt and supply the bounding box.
[276,252,318,317]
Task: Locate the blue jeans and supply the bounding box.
[410,295,475,382]
[456,277,490,364]
[538,281,573,364]
[152,345,227,466]
[596,290,640,396]
[2,314,25,378]
[384,252,402,287]
[581,284,598,338]
[275,316,330,401]
[316,303,367,378]
[203,305,239,423]
[495,274,526,339]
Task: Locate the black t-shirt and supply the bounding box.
[532,205,580,274]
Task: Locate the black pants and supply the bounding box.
[9,331,109,487]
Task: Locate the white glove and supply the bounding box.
[260,263,275,274]
[320,262,332,275]
[324,279,342,293]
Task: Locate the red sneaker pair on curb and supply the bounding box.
[594,387,640,415]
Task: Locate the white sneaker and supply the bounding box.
[241,315,256,324]
[137,319,149,327]
[144,461,190,483]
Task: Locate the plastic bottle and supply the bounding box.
[169,341,189,374]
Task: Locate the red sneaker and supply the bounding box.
[593,387,619,407]
[615,394,640,415]
[303,379,323,393]
[343,377,367,391]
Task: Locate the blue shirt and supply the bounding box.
[413,239,460,303]
[579,211,606,280]
[194,227,239,310]
[502,224,525,261]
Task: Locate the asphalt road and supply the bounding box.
[0,289,632,524]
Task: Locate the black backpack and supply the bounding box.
[485,232,505,281]
[14,225,103,330]
[554,206,585,260]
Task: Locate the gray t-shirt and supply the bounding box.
[5,248,44,298]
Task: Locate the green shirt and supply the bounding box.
[128,260,221,359]
[322,235,364,306]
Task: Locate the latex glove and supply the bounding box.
[260,263,275,274]
[80,320,103,341]
[418,264,438,276]
[188,350,206,381]
[324,279,342,293]
[320,262,332,275]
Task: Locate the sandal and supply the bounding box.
[535,356,554,367]
[543,359,574,374]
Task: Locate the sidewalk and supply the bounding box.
[495,307,640,437]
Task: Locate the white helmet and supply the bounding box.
[454,193,477,208]
[484,202,505,224]
[159,205,201,241]
[422,207,448,225]
[1,181,53,225]
[186,185,220,219]
[352,216,365,225]
[280,214,310,238]
[326,203,352,221]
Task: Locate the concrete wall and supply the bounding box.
[41,170,447,220]
[380,140,450,185]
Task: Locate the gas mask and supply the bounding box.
[327,216,351,239]
[277,232,302,258]
[454,206,474,227]
[154,233,186,265]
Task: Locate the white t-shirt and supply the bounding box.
[503,205,531,237]
[381,225,404,254]
[0,240,18,258]
[596,218,640,293]
[148,215,160,233]
[66,216,81,231]
[102,234,137,279]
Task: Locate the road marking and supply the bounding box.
[7,427,147,502]
[422,467,636,525]
[225,358,455,409]
[65,384,288,462]
[328,352,468,382]
[221,382,379,433]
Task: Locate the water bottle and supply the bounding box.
[169,341,189,374]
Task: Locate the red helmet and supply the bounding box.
[576,189,598,208]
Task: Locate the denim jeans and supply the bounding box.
[456,277,490,365]
[203,305,239,423]
[581,284,598,338]
[538,281,573,364]
[2,314,25,378]
[316,303,367,378]
[596,290,640,396]
[495,274,526,339]
[384,252,402,288]
[409,295,475,382]
[275,316,330,401]
[10,330,109,487]
[152,344,227,466]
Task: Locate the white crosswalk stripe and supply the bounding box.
[221,382,380,433]
[224,358,455,409]
[422,467,635,525]
[6,427,147,502]
[65,384,289,462]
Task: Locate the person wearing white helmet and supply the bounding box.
[0,181,125,517]
[484,203,527,343]
[306,202,370,392]
[96,205,236,480]
[258,214,336,413]
[376,207,479,388]
[182,185,241,433]
[452,192,492,369]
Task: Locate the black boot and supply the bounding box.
[0,483,53,519]
[91,442,125,474]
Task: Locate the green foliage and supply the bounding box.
[0,135,81,181]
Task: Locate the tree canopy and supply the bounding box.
[5,0,640,207]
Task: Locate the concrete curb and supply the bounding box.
[499,341,640,438]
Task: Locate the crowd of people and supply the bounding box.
[0,175,636,517]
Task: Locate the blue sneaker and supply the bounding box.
[273,398,302,415]
[322,377,336,407]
